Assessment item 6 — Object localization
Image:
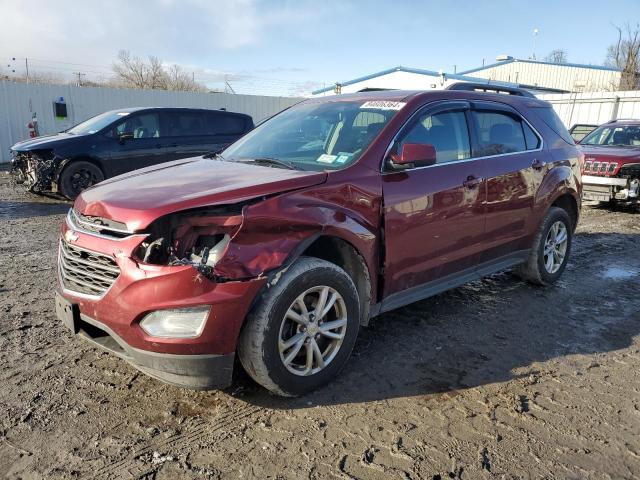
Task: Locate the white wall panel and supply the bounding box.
[539,90,640,127]
[0,81,301,162]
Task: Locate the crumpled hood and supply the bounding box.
[11,132,78,152]
[579,145,640,163]
[74,157,328,231]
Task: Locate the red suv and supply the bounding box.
[579,119,640,206]
[55,84,581,396]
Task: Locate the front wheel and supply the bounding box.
[238,257,360,396]
[59,161,104,199]
[515,206,572,285]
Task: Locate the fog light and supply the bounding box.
[140,306,210,338]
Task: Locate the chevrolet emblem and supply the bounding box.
[65,230,79,243]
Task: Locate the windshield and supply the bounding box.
[581,124,640,146]
[221,100,404,170]
[67,111,131,135]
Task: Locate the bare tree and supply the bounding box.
[9,70,65,85]
[165,64,205,92]
[112,50,204,92]
[605,23,640,90]
[544,49,568,64]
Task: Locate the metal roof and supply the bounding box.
[459,58,621,75]
[311,66,517,95]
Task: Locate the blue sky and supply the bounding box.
[0,0,637,95]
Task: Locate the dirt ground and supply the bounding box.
[1,173,639,480]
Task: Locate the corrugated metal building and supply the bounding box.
[460,57,622,92]
[0,81,302,163]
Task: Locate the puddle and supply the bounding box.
[602,266,639,280]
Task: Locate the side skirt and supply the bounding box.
[371,250,530,317]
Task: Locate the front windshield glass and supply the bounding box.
[67,111,131,135]
[221,100,405,170]
[581,124,640,146]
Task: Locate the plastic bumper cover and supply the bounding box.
[56,293,235,390]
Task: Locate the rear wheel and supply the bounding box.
[59,161,104,199]
[515,207,572,285]
[238,257,360,396]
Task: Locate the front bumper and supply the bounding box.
[56,212,267,389]
[56,293,235,389]
[582,175,629,202]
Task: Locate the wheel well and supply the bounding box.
[303,236,372,326]
[58,157,105,181]
[552,194,578,230]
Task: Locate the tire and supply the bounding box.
[59,161,104,199]
[515,206,572,286]
[238,257,360,396]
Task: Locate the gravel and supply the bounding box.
[1,173,639,479]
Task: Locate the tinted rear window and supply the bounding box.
[166,112,207,136]
[532,107,574,145]
[206,113,248,135]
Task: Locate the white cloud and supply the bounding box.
[0,0,337,95]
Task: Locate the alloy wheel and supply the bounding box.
[543,220,568,274]
[278,286,348,376]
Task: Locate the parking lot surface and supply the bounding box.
[1,173,639,479]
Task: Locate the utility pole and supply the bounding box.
[72,72,86,86]
[25,58,29,83]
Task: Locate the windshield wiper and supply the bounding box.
[203,151,227,160]
[238,157,299,170]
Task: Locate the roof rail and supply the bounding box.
[606,118,640,123]
[445,82,536,98]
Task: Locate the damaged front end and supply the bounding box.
[10,149,60,192]
[134,203,249,281]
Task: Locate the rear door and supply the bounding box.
[382,101,488,301]
[205,111,252,151]
[469,102,546,262]
[160,110,210,160]
[160,110,250,160]
[107,111,167,175]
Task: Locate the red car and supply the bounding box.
[56,84,582,396]
[579,119,640,206]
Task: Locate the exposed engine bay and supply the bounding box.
[134,203,249,280]
[11,150,60,192]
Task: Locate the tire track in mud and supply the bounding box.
[94,403,261,479]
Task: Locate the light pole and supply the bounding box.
[532,28,539,60]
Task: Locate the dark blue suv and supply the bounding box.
[10,107,254,198]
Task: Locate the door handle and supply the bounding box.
[532,158,546,170]
[463,175,483,189]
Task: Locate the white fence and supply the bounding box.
[2,81,639,164]
[539,90,640,128]
[0,81,302,163]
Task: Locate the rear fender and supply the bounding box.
[534,164,580,225]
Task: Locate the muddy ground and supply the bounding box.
[1,173,639,480]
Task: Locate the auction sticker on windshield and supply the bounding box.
[360,101,406,110]
[317,154,337,163]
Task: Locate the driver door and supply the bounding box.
[381,101,488,306]
[108,112,167,176]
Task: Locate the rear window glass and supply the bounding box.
[473,111,527,156]
[166,112,207,136]
[532,107,574,145]
[206,113,248,135]
[523,122,541,150]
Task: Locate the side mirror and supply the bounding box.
[118,132,134,143]
[389,143,437,169]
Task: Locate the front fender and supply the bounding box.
[213,186,380,297]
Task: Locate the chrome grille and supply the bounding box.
[583,161,618,175]
[58,240,120,297]
[68,208,133,239]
